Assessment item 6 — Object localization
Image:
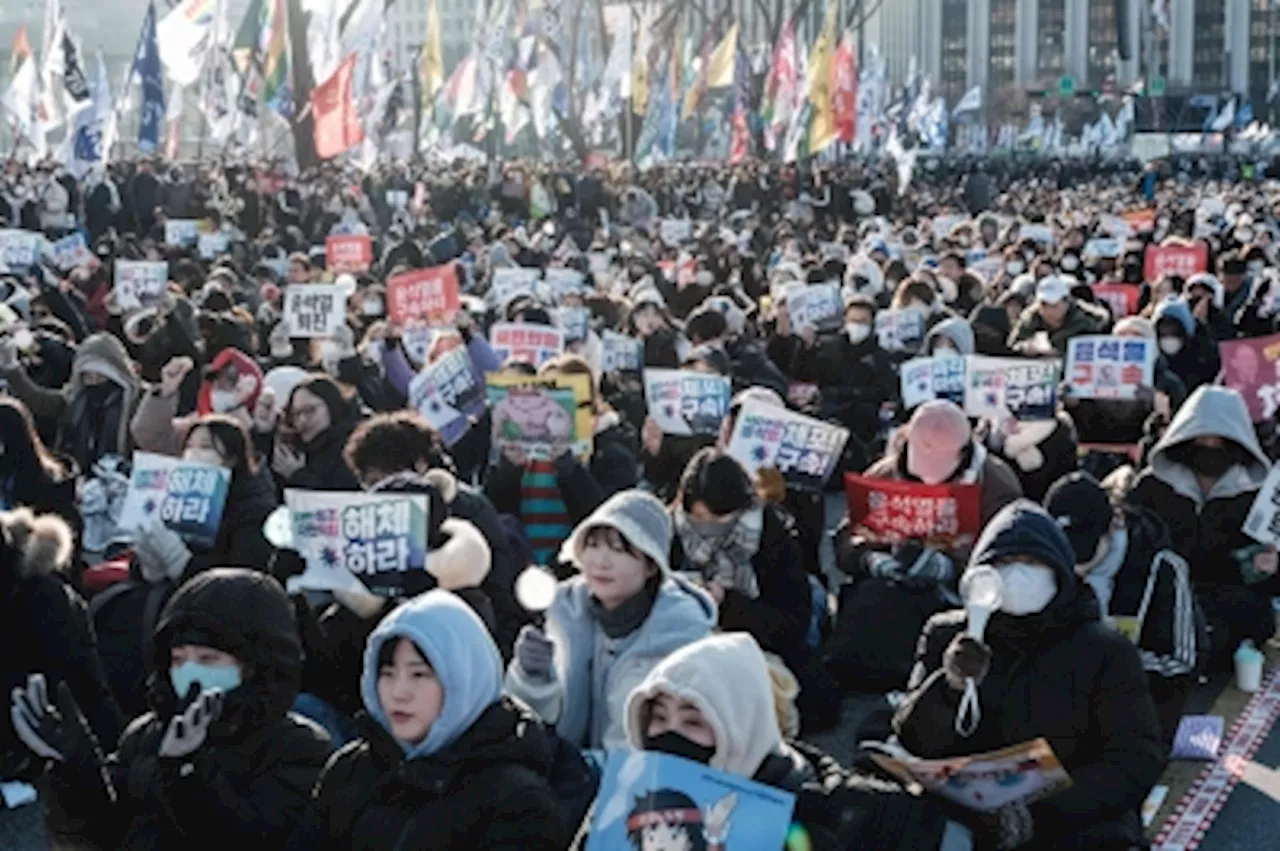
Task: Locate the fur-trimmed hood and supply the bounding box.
[0,507,74,582]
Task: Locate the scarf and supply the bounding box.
[587,575,660,639]
[674,504,764,599]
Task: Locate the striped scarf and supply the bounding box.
[520,459,571,567]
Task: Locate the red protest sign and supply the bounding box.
[1143,242,1208,281]
[1122,208,1155,234]
[386,265,461,325]
[1220,333,1280,423]
[326,234,373,274]
[844,473,982,549]
[1091,282,1140,318]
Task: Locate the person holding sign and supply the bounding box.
[893,501,1165,851]
[10,568,333,849]
[270,376,363,492]
[1152,297,1221,393]
[1010,277,1109,357]
[570,632,952,851]
[286,591,563,851]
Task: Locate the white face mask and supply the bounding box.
[1159,336,1184,356]
[1248,261,1264,276]
[182,447,224,468]
[846,322,871,345]
[997,562,1058,616]
[362,299,384,317]
[1060,255,1080,272]
[209,388,241,413]
[1006,261,1025,275]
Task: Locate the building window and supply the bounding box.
[940,0,969,105]
[1248,0,1273,108]
[1192,0,1226,89]
[1036,0,1065,82]
[1087,0,1119,86]
[989,0,1017,89]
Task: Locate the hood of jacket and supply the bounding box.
[1148,385,1270,503]
[924,317,975,356]
[0,508,74,588]
[197,347,263,415]
[150,568,302,730]
[1153,297,1195,338]
[70,332,139,397]
[624,633,782,778]
[361,589,503,759]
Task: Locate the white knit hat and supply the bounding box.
[567,490,672,574]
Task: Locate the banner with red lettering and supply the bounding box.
[1091,282,1140,318]
[387,265,461,325]
[844,474,982,549]
[1144,242,1208,281]
[1220,333,1280,423]
[326,234,373,274]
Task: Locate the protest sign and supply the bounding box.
[643,369,732,436]
[489,323,565,367]
[659,218,693,246]
[844,474,983,549]
[1091,282,1140,318]
[325,234,373,274]
[542,268,586,302]
[198,231,229,259]
[117,452,231,549]
[487,372,594,461]
[0,229,40,270]
[866,738,1070,814]
[1245,466,1280,547]
[1220,333,1280,423]
[1098,214,1133,239]
[283,284,346,337]
[114,261,170,311]
[1066,336,1156,400]
[1122,208,1156,234]
[820,241,850,262]
[50,232,93,270]
[786,283,844,333]
[407,347,486,447]
[726,401,850,491]
[553,306,590,342]
[900,355,967,409]
[875,308,926,352]
[601,331,643,372]
[1144,242,1208,280]
[400,323,436,366]
[657,255,698,286]
[1083,237,1123,260]
[963,356,1060,420]
[585,751,795,851]
[386,265,461,325]
[1019,223,1055,245]
[285,490,430,598]
[488,267,541,307]
[163,219,200,247]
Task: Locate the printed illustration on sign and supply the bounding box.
[726,401,850,491]
[1220,334,1280,423]
[114,261,170,311]
[487,372,594,460]
[489,323,566,367]
[1066,336,1155,400]
[118,452,232,549]
[643,369,732,436]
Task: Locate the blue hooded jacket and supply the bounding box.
[360,590,503,759]
[1152,297,1195,338]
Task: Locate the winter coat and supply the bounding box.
[1009,299,1111,354]
[188,465,279,575]
[0,333,141,470]
[505,573,716,750]
[894,506,1165,851]
[1,510,122,776]
[50,569,332,850]
[670,504,813,673]
[1152,299,1221,392]
[725,337,789,397]
[282,414,363,492]
[0,454,78,533]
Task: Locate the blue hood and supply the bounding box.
[1152,297,1195,338]
[361,590,503,759]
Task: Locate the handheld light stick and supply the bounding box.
[955,566,1003,737]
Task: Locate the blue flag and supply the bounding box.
[133,3,165,153]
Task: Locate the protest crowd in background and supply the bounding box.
[4,137,1280,851]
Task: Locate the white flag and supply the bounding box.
[63,50,116,177]
[3,56,42,150]
[951,86,982,117]
[157,0,222,86]
[1210,98,1236,131]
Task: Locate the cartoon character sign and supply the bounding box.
[491,388,573,445]
[626,790,737,851]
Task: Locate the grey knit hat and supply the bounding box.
[567,490,672,574]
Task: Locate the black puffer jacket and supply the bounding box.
[282,414,363,492]
[52,569,333,850]
[287,698,562,851]
[894,502,1165,851]
[187,465,279,575]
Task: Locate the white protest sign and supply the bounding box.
[489,267,541,307]
[963,356,1061,420]
[1246,467,1280,547]
[117,452,232,548]
[1065,336,1156,400]
[198,231,229,259]
[601,331,643,372]
[283,284,346,338]
[1082,238,1123,260]
[489,323,565,367]
[114,261,170,311]
[407,346,486,446]
[1019,223,1055,245]
[875,308,926,352]
[726,401,850,490]
[786,283,844,333]
[900,355,967,410]
[0,229,41,269]
[643,369,732,436]
[659,218,693,246]
[50,233,93,270]
[554,306,591,342]
[541,268,586,303]
[164,219,200,247]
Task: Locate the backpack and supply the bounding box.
[88,580,173,718]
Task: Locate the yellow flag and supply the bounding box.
[421,0,444,103]
[705,23,738,90]
[807,0,839,153]
[632,54,649,116]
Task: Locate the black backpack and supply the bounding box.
[88,580,173,719]
[827,576,952,694]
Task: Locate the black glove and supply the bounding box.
[943,635,992,691]
[974,801,1034,850]
[9,674,95,764]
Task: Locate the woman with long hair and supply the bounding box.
[0,397,77,528]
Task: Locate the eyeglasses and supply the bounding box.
[291,403,326,422]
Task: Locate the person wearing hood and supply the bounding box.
[923,315,976,358]
[269,374,363,491]
[970,304,1016,357]
[0,332,141,471]
[1010,276,1110,356]
[505,490,716,751]
[893,501,1165,851]
[1152,296,1220,393]
[11,568,332,849]
[1046,472,1202,745]
[286,591,563,851]
[1127,386,1277,666]
[570,633,953,851]
[686,304,789,397]
[1,508,122,846]
[131,348,264,457]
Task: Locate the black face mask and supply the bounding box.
[646,731,715,765]
[1190,447,1232,478]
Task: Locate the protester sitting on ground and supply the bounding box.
[1010,276,1110,356]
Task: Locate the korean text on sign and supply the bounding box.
[489,323,566,367]
[117,452,232,549]
[727,401,850,490]
[1066,336,1155,400]
[643,369,732,436]
[284,285,344,338]
[326,234,373,274]
[387,265,461,325]
[114,261,170,311]
[844,474,982,549]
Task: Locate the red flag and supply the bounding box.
[729,103,750,163]
[833,33,858,144]
[312,54,364,160]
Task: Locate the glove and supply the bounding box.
[515,625,555,682]
[10,674,94,763]
[159,687,224,760]
[943,635,992,691]
[976,801,1034,850]
[134,518,192,582]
